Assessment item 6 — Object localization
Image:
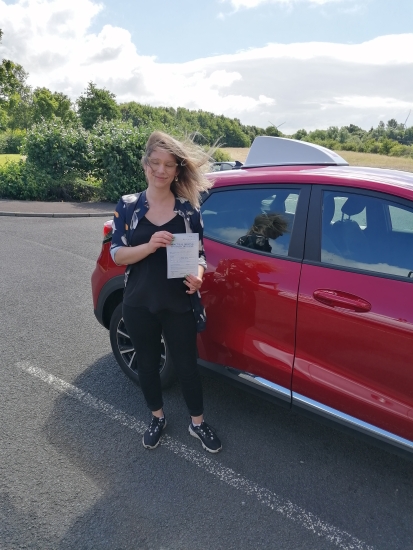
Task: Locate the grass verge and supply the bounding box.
[334,151,413,172]
[0,154,22,166]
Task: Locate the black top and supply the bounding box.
[123,215,191,312]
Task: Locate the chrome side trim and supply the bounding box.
[293,393,413,453]
[197,359,291,403]
[238,373,291,398]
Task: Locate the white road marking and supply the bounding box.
[18,362,374,550]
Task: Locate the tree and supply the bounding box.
[0,107,7,131]
[217,118,249,147]
[264,125,282,137]
[77,82,121,130]
[32,87,58,122]
[344,124,366,139]
[386,119,398,130]
[0,59,30,105]
[385,118,405,142]
[0,56,32,131]
[370,121,386,140]
[54,92,76,122]
[7,92,32,131]
[32,87,75,123]
[292,129,307,140]
[404,125,413,145]
[326,126,339,140]
[338,127,350,144]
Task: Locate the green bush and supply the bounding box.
[388,143,413,158]
[0,160,52,200]
[0,159,102,201]
[363,139,380,154]
[378,138,395,156]
[213,148,232,162]
[0,130,26,153]
[91,119,151,202]
[9,118,153,201]
[24,119,93,176]
[301,136,341,151]
[291,129,308,140]
[45,173,102,201]
[322,139,340,151]
[339,141,359,152]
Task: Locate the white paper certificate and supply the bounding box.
[166,233,199,279]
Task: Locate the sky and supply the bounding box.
[0,0,412,133]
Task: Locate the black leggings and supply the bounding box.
[122,304,204,417]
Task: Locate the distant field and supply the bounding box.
[0,154,22,165]
[222,147,413,173]
[221,148,250,163]
[334,151,413,172]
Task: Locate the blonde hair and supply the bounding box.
[142,131,214,209]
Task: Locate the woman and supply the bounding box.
[110,131,222,453]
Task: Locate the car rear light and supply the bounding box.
[103,220,113,243]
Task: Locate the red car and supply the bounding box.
[91,137,413,457]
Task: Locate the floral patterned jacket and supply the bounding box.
[110,189,207,332]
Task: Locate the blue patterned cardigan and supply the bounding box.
[110,190,207,332]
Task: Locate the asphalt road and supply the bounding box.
[0,216,412,550]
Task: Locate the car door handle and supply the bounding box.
[313,289,371,312]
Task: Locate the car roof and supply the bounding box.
[207,165,413,201]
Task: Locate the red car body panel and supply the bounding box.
[295,264,413,441]
[91,251,107,310]
[91,238,124,318]
[198,240,301,390]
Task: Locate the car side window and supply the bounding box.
[388,205,413,233]
[321,190,413,280]
[201,188,300,257]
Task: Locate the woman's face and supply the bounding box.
[144,147,179,191]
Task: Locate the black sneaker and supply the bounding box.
[189,421,222,453]
[142,415,166,449]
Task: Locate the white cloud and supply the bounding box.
[205,70,243,88]
[333,96,413,109]
[0,0,412,133]
[223,0,357,9]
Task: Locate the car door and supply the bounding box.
[294,185,413,444]
[198,184,309,400]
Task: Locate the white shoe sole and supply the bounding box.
[142,420,167,450]
[189,425,222,453]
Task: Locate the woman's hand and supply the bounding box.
[184,274,203,294]
[147,231,174,254]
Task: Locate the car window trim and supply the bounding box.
[304,184,413,283]
[201,184,310,261]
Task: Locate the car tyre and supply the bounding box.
[109,302,176,389]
